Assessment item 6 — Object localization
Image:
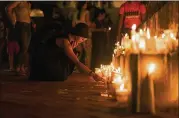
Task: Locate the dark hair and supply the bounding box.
[71,23,89,38]
[77,1,87,20]
[95,8,106,18]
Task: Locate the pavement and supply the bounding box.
[0,67,178,118]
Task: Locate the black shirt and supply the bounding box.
[29,33,75,81]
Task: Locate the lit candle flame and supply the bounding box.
[116,83,128,93]
[112,75,122,84]
[154,36,157,39]
[132,24,137,31]
[170,33,176,40]
[125,33,128,37]
[147,63,156,75]
[139,40,145,50]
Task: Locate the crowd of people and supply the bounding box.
[0,1,147,81]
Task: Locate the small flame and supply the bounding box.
[116,83,128,93]
[125,33,128,37]
[112,75,122,84]
[139,40,145,50]
[170,33,176,40]
[154,36,157,39]
[170,33,174,38]
[147,63,156,75]
[132,24,136,31]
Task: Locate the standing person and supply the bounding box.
[91,8,110,70]
[117,1,146,43]
[6,11,19,71]
[92,8,107,29]
[72,1,91,27]
[29,23,101,81]
[6,1,31,76]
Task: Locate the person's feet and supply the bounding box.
[16,70,27,76]
[15,66,27,76]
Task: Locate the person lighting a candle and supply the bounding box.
[29,22,102,81]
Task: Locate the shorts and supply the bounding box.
[7,41,20,56]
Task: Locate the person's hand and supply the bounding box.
[90,72,103,82]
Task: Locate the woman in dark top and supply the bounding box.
[29,23,101,81]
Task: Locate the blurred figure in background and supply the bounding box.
[6,11,19,71]
[117,1,146,43]
[92,8,108,29]
[6,1,31,76]
[91,8,110,70]
[72,1,92,70]
[72,1,91,27]
[7,27,19,71]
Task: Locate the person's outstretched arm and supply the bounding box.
[63,39,101,81]
[64,39,91,73]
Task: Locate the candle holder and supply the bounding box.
[111,71,130,103]
[116,87,129,104]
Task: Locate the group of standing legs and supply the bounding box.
[7,22,31,76]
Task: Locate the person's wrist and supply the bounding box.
[88,70,94,76]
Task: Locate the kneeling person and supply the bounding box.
[29,23,101,81]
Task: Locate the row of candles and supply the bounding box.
[118,24,178,54]
[95,63,129,101]
[95,24,177,104]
